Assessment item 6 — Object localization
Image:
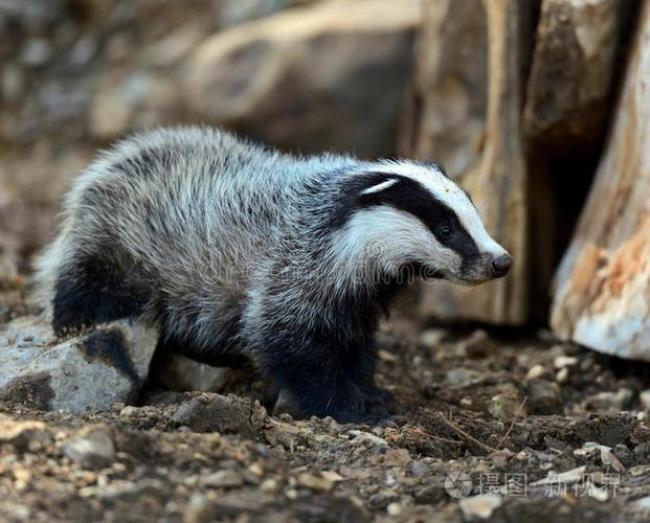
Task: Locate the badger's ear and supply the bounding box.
[359,177,400,196]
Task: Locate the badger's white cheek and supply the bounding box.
[427,238,463,273]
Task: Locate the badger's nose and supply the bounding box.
[491,254,513,278]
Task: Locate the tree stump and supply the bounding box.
[550,1,650,359]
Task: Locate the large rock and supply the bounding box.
[184,0,421,157]
[550,1,650,360]
[0,317,158,411]
[523,0,627,149]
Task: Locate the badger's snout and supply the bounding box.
[454,250,513,285]
[491,253,513,278]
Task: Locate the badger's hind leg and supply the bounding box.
[52,250,151,336]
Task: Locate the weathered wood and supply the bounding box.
[551,1,650,359]
[523,0,626,150]
[399,0,488,176]
[404,0,530,324]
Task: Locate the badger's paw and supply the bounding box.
[360,385,399,418]
[273,384,394,423]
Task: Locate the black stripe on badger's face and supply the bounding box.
[349,172,479,263]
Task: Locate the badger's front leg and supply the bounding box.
[258,329,373,422]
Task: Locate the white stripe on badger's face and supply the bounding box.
[369,162,508,260]
[359,178,400,195]
[332,206,459,286]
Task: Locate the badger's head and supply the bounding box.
[337,161,512,286]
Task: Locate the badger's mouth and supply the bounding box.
[450,253,514,286]
[393,262,444,284]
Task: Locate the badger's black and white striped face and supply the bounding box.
[338,161,512,285]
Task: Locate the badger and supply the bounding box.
[33,126,512,421]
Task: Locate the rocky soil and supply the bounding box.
[1,287,650,523]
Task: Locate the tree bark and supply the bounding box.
[550,0,650,359]
[405,0,531,324]
[523,0,627,150]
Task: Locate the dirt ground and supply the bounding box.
[1,287,650,523]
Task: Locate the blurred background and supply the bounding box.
[2,4,650,520]
[0,0,648,360]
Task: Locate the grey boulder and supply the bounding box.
[0,316,158,412]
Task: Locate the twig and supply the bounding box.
[439,414,498,454]
[496,397,527,450]
[430,434,464,446]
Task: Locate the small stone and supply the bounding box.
[419,328,448,347]
[0,417,48,452]
[446,368,484,387]
[458,329,494,358]
[414,484,446,505]
[526,380,563,414]
[556,367,569,383]
[172,393,267,436]
[201,470,244,489]
[408,460,429,478]
[553,355,578,368]
[183,494,213,523]
[628,496,650,513]
[378,349,398,362]
[487,384,524,422]
[154,353,233,393]
[63,426,116,470]
[296,472,334,492]
[459,495,502,519]
[383,448,411,467]
[321,470,344,483]
[119,406,138,417]
[261,478,280,494]
[387,502,402,516]
[588,389,633,411]
[639,390,650,411]
[21,38,51,66]
[524,364,545,381]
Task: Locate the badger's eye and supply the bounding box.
[438,225,453,238]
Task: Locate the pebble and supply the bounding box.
[63,426,116,470]
[459,495,502,519]
[154,353,233,393]
[296,472,334,492]
[553,355,578,368]
[201,470,244,489]
[387,502,402,516]
[349,430,388,446]
[408,460,429,478]
[487,384,523,422]
[419,328,448,347]
[639,390,650,411]
[119,406,139,417]
[459,329,493,358]
[261,478,280,494]
[556,367,569,383]
[446,368,484,387]
[526,380,562,414]
[588,389,633,410]
[525,364,545,381]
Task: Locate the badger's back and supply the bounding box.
[32,127,354,354]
